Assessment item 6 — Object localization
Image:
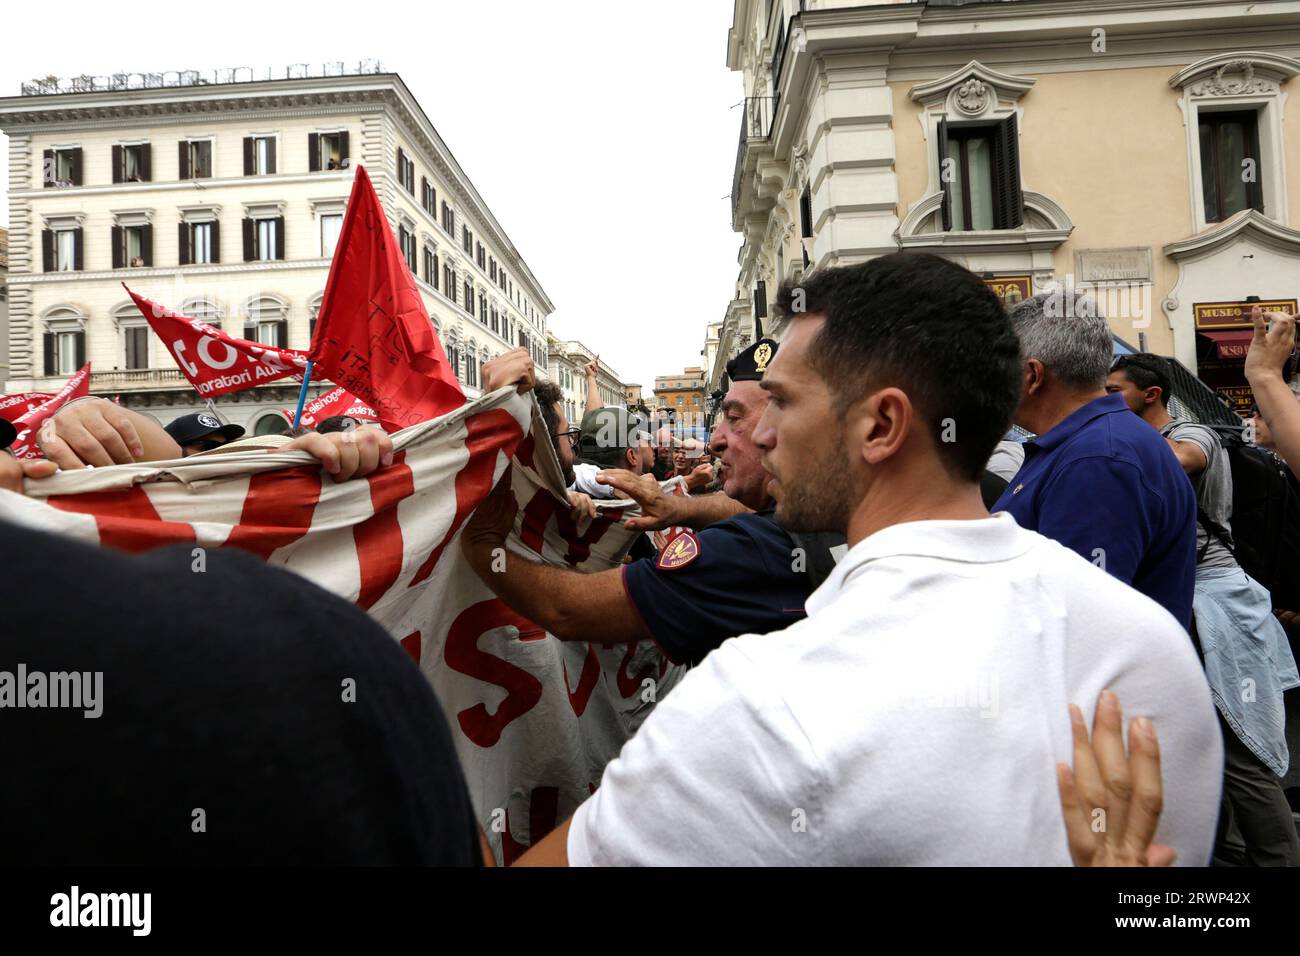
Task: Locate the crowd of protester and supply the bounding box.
[2,251,1299,867]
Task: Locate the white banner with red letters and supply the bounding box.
[0,387,682,862]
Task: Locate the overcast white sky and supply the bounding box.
[0,0,743,389]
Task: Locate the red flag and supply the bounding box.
[0,391,54,423]
[288,385,379,429]
[308,165,464,431]
[124,284,309,399]
[10,363,92,459]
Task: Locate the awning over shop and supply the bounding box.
[1198,329,1254,360]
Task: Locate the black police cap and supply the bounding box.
[725,338,779,383]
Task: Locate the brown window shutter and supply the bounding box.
[70,148,83,186]
[339,130,350,164]
[141,224,153,267]
[42,149,53,187]
[937,118,953,232]
[74,331,86,369]
[44,332,56,374]
[274,217,285,260]
[397,146,405,182]
[179,140,191,180]
[992,114,1023,230]
[275,320,288,349]
[243,137,254,175]
[112,145,123,184]
[245,319,256,340]
[111,226,124,270]
[42,229,53,271]
[141,143,152,182]
[308,133,320,172]
[178,222,191,266]
[266,137,277,175]
[242,218,255,261]
[209,220,221,264]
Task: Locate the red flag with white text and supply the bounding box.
[288,385,379,429]
[124,284,309,398]
[308,165,464,431]
[9,364,91,459]
[0,392,54,424]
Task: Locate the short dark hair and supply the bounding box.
[534,381,563,454]
[1111,353,1172,406]
[775,252,1022,482]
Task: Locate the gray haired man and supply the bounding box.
[991,290,1198,629]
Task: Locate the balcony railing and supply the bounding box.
[731,96,777,221]
[89,368,187,390]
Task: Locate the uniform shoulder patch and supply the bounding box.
[655,530,701,571]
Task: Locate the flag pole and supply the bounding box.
[291,361,314,428]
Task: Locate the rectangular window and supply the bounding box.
[445,267,456,302]
[182,140,212,179]
[257,218,278,260]
[121,144,149,182]
[192,222,214,265]
[320,214,342,259]
[441,202,454,234]
[1199,109,1264,223]
[55,230,76,271]
[125,225,145,266]
[945,128,994,231]
[124,326,149,369]
[938,116,1022,232]
[462,225,472,254]
[463,281,473,315]
[253,136,275,175]
[44,147,81,188]
[476,242,485,269]
[319,132,345,170]
[57,331,80,374]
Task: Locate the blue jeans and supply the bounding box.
[1194,566,1300,777]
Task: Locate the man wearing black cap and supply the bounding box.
[462,337,842,669]
[165,411,246,456]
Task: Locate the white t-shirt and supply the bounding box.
[569,461,616,499]
[568,512,1222,866]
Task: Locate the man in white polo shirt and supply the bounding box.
[516,253,1222,866]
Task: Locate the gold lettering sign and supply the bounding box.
[1193,299,1297,330]
[982,275,1032,306]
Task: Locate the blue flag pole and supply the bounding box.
[291,361,315,429]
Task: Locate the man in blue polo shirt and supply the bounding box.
[992,291,1197,629]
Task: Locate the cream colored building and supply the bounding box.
[546,335,627,426]
[722,0,1300,415]
[0,66,553,433]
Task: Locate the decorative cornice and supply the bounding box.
[1168,51,1300,91]
[909,60,1036,107]
[1163,209,1300,260]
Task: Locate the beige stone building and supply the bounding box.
[721,0,1300,415]
[0,65,553,433]
[546,335,627,427]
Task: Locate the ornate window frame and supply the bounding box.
[897,60,1072,283]
[1169,51,1300,231]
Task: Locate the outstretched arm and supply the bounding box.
[597,468,748,532]
[584,357,603,414]
[460,476,649,643]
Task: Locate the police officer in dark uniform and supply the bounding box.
[461,338,846,668]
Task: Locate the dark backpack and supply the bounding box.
[1199,426,1300,611]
